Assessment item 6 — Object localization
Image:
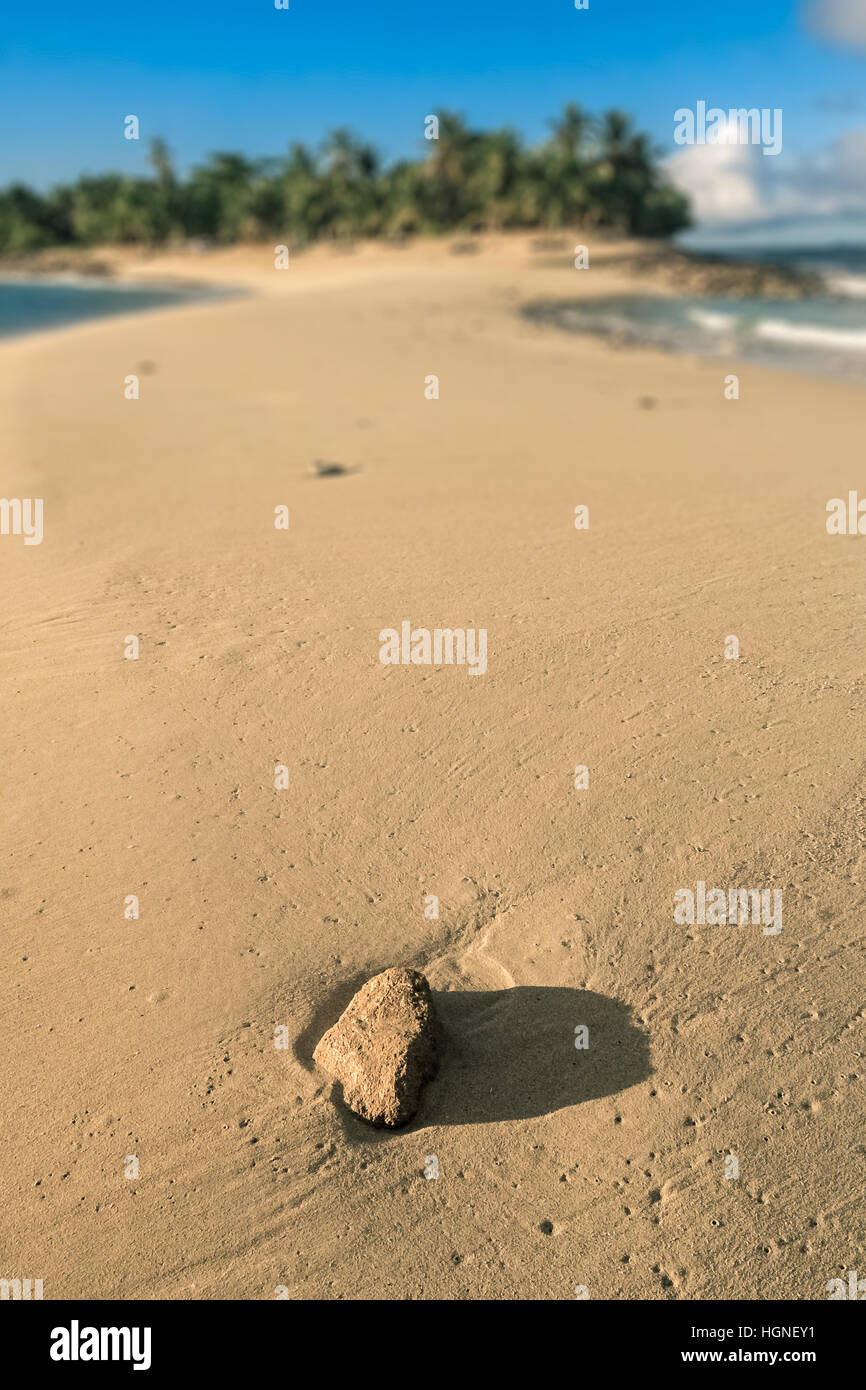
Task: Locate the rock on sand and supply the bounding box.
[313,967,439,1127]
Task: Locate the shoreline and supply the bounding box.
[1,234,860,384]
[0,228,825,296]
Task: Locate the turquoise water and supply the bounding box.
[523,291,866,381]
[0,277,232,340]
[523,242,866,381]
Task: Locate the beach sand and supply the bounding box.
[1,233,864,1299]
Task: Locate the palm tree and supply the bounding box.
[183,153,257,241]
[322,128,378,180]
[145,138,178,241]
[598,108,635,162]
[593,109,663,232]
[549,102,593,161]
[472,129,523,229]
[320,129,382,237]
[424,111,479,228]
[0,184,69,249]
[533,104,598,228]
[381,159,427,235]
[147,138,175,190]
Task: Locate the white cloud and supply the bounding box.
[667,141,764,224]
[667,127,866,228]
[806,0,866,48]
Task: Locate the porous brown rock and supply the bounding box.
[313,967,439,1127]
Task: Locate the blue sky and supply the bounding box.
[1,0,865,236]
[0,0,862,182]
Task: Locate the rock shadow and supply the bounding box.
[426,986,651,1127]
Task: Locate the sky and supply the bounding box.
[1,0,865,240]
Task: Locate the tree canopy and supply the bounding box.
[0,106,690,252]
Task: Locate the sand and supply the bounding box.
[1,232,864,1300]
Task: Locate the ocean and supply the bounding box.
[0,276,232,341]
[525,243,866,381]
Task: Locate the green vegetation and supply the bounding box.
[0,105,690,252]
